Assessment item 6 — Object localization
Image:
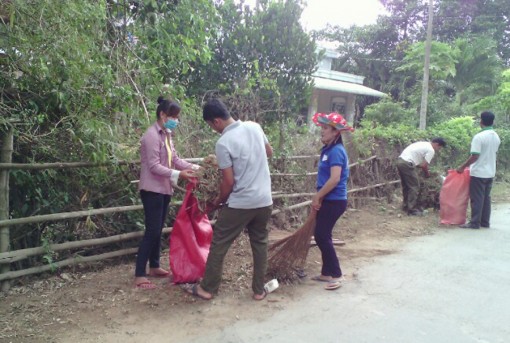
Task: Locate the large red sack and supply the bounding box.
[169,182,213,283]
[439,169,470,225]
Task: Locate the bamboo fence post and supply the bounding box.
[373,158,381,181]
[373,159,381,197]
[0,127,13,291]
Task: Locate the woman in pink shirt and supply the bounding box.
[135,97,196,289]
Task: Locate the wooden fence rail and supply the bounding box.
[0,227,173,265]
[0,154,322,171]
[0,205,143,228]
[0,248,140,281]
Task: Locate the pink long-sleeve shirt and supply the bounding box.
[138,122,193,195]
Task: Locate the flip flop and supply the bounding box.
[181,283,212,300]
[311,275,332,282]
[148,271,170,278]
[135,281,157,290]
[324,281,342,291]
[252,290,267,301]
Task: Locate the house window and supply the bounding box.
[331,97,346,114]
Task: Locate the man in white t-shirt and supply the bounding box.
[183,99,273,301]
[396,138,446,216]
[457,111,501,229]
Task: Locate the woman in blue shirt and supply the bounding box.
[310,112,352,291]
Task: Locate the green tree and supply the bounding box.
[450,36,502,106]
[397,36,502,107]
[435,0,510,65]
[469,69,510,128]
[188,0,317,116]
[380,0,428,42]
[129,0,215,100]
[396,41,458,81]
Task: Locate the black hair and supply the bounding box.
[156,96,180,119]
[431,137,446,148]
[203,98,231,121]
[480,111,495,126]
[332,132,344,146]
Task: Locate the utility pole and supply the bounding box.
[419,0,434,130]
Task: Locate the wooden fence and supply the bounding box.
[0,150,399,289]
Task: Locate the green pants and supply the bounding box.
[396,158,420,212]
[200,205,272,295]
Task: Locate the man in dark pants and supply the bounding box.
[183,99,273,301]
[397,138,446,216]
[457,112,501,229]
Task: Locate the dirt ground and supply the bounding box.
[0,195,452,343]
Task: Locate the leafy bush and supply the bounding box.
[429,116,478,170]
[468,69,510,129]
[361,98,418,127]
[353,115,508,177]
[495,128,510,174]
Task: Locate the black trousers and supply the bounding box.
[469,176,493,228]
[396,158,420,212]
[135,190,171,277]
[314,200,347,278]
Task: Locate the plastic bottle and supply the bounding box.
[264,279,279,293]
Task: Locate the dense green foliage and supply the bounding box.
[188,0,317,117]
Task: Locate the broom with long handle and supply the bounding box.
[267,209,317,280]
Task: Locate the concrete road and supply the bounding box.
[189,203,510,343]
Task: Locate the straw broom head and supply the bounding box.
[267,209,317,281]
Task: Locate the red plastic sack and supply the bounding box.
[169,182,213,283]
[439,169,470,225]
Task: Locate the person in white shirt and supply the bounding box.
[182,99,273,301]
[397,138,446,216]
[457,111,501,229]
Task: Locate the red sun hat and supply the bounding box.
[312,112,354,132]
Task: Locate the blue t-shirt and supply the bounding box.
[317,144,349,200]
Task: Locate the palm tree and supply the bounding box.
[451,36,502,106]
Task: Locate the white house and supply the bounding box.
[308,48,386,125]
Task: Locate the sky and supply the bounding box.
[240,0,387,31]
[299,0,387,31]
